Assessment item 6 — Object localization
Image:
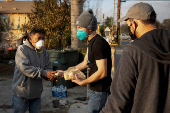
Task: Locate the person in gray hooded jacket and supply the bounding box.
[12,27,63,113]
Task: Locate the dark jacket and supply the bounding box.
[100,29,170,113]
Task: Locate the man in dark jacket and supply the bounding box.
[100,2,170,113]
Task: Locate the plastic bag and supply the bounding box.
[64,67,86,80]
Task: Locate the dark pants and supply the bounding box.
[12,95,41,113]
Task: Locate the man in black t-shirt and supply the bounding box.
[71,9,112,113]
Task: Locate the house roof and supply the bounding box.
[0,1,34,14]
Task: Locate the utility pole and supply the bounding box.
[112,0,115,31]
[117,0,121,45]
[100,8,102,24]
[103,14,105,25]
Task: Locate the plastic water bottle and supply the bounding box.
[65,86,67,97]
[64,86,67,91]
[59,87,62,91]
[52,86,56,97]
[60,85,64,89]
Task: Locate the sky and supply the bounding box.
[1,0,170,24]
[100,0,170,24]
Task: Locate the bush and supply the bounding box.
[22,0,71,49]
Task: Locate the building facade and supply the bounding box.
[0,0,33,53]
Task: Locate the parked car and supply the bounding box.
[119,33,131,40]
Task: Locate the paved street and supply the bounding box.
[115,40,131,70]
[0,79,88,113]
[120,40,131,47]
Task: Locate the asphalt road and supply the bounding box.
[115,40,131,70]
[120,40,131,47]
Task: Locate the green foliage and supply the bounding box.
[105,16,116,30]
[162,19,170,30]
[120,24,130,35]
[22,0,71,49]
[105,17,112,28]
[155,20,163,29]
[99,25,106,37]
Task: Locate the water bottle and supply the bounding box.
[56,87,59,91]
[60,85,64,89]
[65,86,67,91]
[52,86,56,97]
[63,86,67,97]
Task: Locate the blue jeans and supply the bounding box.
[12,95,41,113]
[88,89,110,113]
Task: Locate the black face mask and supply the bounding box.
[129,31,137,40]
[128,21,137,40]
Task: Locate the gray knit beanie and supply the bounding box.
[76,9,97,31]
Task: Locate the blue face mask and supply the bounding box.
[77,30,88,41]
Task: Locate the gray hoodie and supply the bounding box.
[12,39,52,99]
[100,29,170,113]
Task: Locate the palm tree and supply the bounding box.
[71,0,85,49]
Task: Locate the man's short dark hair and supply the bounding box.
[30,27,45,36]
[22,36,28,40]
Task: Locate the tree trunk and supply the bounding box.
[71,0,83,49]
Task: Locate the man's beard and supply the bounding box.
[129,31,137,40]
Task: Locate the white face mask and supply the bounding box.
[23,41,26,44]
[36,40,44,49]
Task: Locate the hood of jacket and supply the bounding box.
[129,29,170,63]
[24,39,35,50]
[24,39,45,51]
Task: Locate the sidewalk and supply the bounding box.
[0,78,88,113]
[0,47,123,113]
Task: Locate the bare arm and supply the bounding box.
[72,58,107,86]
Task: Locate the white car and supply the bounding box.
[119,33,131,40]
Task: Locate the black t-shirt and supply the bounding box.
[87,34,112,92]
